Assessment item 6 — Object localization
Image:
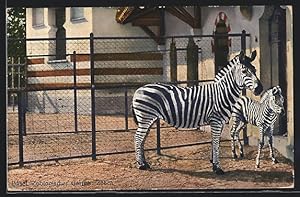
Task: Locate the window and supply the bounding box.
[32,8,44,27]
[70,7,85,21]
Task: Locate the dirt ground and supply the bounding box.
[7,139,294,191]
[7,113,294,191]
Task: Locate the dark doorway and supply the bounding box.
[269,6,287,135]
[214,21,229,73]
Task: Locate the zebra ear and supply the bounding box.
[249,50,257,62]
[272,86,278,95]
[239,50,245,61]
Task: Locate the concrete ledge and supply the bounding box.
[274,136,294,162]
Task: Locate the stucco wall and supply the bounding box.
[92,7,148,37]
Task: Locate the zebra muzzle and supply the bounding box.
[253,82,263,96]
[280,108,285,115]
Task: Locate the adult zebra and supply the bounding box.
[230,86,285,168]
[132,50,263,175]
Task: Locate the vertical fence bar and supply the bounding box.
[90,33,96,160]
[124,87,129,131]
[241,30,248,145]
[11,58,15,110]
[73,51,78,133]
[156,119,161,155]
[22,90,27,136]
[17,58,21,90]
[17,91,24,167]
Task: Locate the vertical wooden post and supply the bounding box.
[170,38,177,83]
[187,37,198,86]
[158,8,165,45]
[194,6,201,28]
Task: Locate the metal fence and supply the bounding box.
[7,31,251,167]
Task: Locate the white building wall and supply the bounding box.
[92,7,148,37]
[26,8,57,60]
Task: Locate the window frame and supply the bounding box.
[70,7,86,22]
[32,8,45,28]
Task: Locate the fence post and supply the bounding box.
[241,30,248,145]
[90,33,97,160]
[156,119,161,155]
[73,51,78,133]
[22,90,27,136]
[124,87,129,131]
[170,38,177,83]
[187,37,199,86]
[17,90,24,167]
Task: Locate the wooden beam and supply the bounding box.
[94,52,163,61]
[166,6,196,28]
[125,7,157,24]
[71,52,163,62]
[132,18,160,26]
[159,8,165,45]
[27,83,90,90]
[27,69,89,77]
[71,54,90,62]
[27,58,45,65]
[140,26,160,44]
[115,7,136,24]
[176,6,195,23]
[27,67,163,77]
[95,67,163,75]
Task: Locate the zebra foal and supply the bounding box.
[132,50,263,175]
[230,86,285,168]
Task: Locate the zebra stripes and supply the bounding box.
[132,50,263,175]
[230,86,285,168]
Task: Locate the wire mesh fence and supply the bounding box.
[7,32,250,167]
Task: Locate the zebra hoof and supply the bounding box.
[232,154,238,160]
[212,165,225,175]
[213,167,225,175]
[255,164,260,169]
[272,159,279,165]
[138,163,151,170]
[240,153,244,158]
[209,159,213,164]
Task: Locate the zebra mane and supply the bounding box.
[214,55,240,82]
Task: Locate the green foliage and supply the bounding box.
[7,7,26,60]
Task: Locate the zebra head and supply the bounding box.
[269,86,285,114]
[236,50,263,96]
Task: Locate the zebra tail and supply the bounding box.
[131,105,138,125]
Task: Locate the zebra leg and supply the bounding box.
[210,120,224,175]
[230,118,245,160]
[134,118,157,170]
[237,124,246,158]
[267,128,278,164]
[210,142,213,164]
[230,120,238,160]
[256,130,265,168]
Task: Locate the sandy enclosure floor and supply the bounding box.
[8,140,294,191]
[7,113,294,191]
